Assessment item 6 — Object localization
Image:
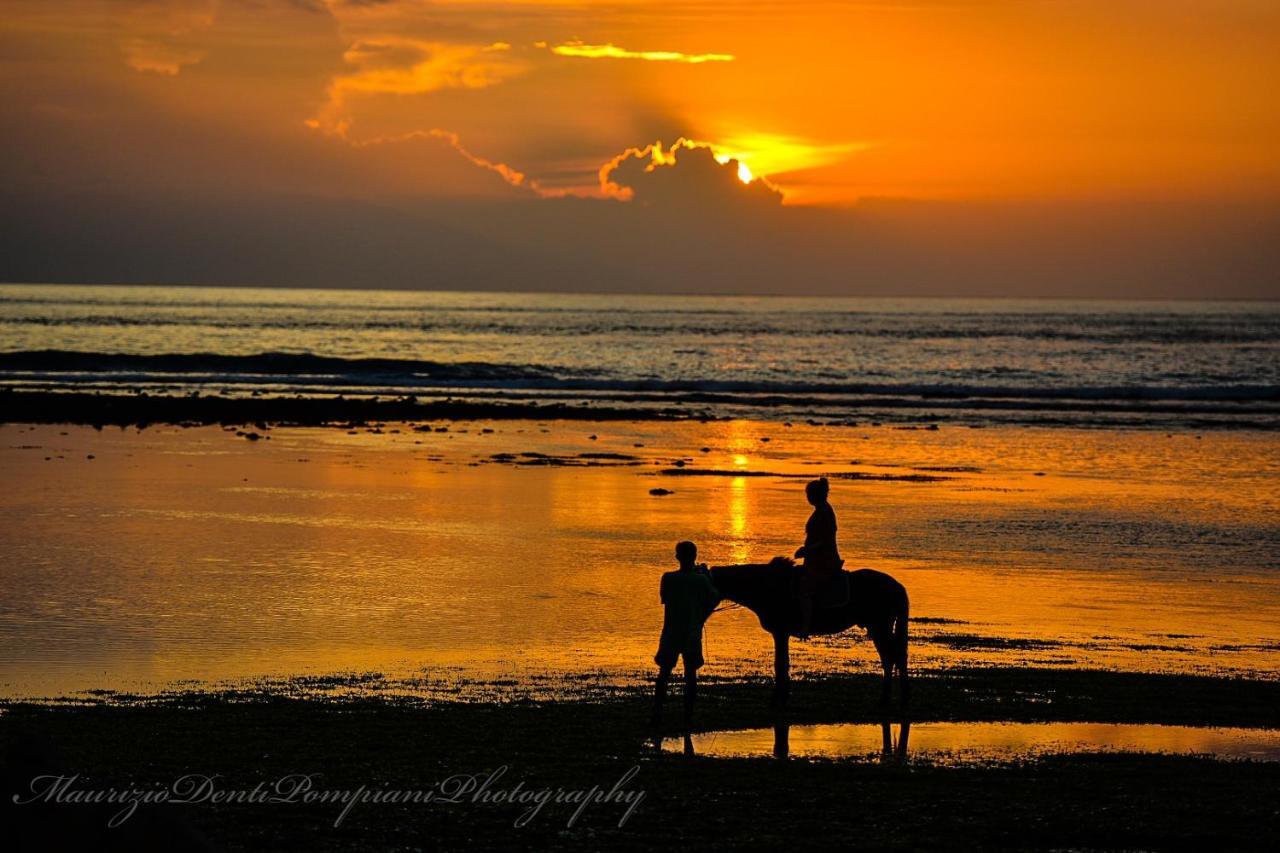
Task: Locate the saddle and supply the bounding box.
[788,562,850,608]
[815,571,851,609]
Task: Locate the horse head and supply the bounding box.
[710,556,795,612]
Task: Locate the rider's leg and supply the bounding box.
[798,593,814,638]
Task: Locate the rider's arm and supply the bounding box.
[805,538,833,558]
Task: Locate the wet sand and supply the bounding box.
[3,668,1278,851]
[2,418,1277,698]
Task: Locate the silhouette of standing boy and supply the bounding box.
[651,541,720,727]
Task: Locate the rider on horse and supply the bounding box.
[795,477,843,638]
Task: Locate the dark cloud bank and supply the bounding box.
[3,140,1278,299]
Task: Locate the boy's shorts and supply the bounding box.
[655,645,703,671]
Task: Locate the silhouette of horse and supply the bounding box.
[710,557,909,708]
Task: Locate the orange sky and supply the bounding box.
[4,0,1278,205]
[2,1,1278,296]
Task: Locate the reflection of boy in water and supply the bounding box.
[651,541,720,726]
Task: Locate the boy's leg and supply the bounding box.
[651,665,673,725]
[682,665,698,725]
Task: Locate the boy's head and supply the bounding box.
[675,540,697,566]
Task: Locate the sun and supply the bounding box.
[714,152,754,184]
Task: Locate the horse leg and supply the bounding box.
[871,625,894,706]
[771,632,791,709]
[895,603,911,707]
[897,630,910,707]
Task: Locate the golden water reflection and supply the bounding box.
[669,721,1280,763]
[1,420,1277,697]
[725,476,750,564]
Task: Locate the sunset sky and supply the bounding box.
[3,0,1278,296]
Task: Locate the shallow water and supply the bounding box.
[663,721,1280,763]
[1,420,1278,697]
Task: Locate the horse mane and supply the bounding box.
[711,556,794,574]
[710,556,796,610]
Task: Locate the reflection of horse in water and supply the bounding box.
[770,718,911,762]
[710,558,910,708]
[673,719,911,761]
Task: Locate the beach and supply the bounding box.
[3,286,1278,850]
[5,669,1279,851]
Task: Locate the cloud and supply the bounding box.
[116,0,217,76]
[337,131,788,207]
[122,38,208,76]
[549,41,734,64]
[309,38,526,136]
[599,139,783,206]
[353,128,547,195]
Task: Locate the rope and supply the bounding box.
[704,601,741,663]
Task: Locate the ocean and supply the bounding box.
[2,284,1277,429]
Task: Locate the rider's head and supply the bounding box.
[805,477,830,506]
[675,540,698,566]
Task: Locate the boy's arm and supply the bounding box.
[702,576,721,617]
[694,565,720,611]
[659,573,669,604]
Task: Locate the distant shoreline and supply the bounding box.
[6,279,1280,304]
[2,388,1275,431]
[0,389,685,427]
